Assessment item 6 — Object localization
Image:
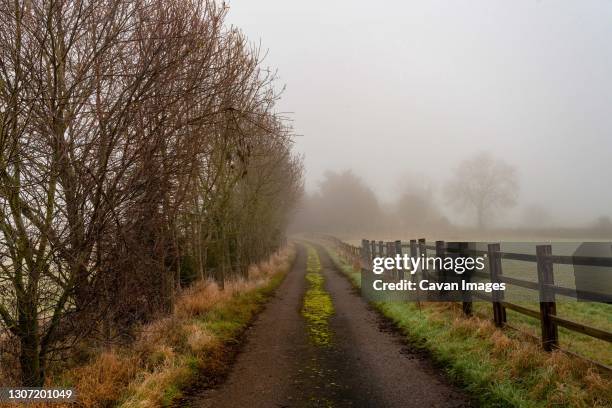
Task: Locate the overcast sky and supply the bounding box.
[227,0,612,226]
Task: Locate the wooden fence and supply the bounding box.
[329,236,612,360]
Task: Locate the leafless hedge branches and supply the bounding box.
[0,0,302,386]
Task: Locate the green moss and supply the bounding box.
[301,246,335,346]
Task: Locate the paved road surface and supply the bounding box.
[188,243,472,408]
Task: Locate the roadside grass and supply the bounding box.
[324,245,612,408]
[477,259,612,365]
[471,302,612,366]
[36,246,295,408]
[339,238,612,364]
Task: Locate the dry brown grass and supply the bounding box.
[55,244,296,408]
[174,280,225,318]
[0,246,296,408]
[184,323,218,353]
[135,317,187,357]
[174,249,293,320]
[67,351,139,408]
[248,252,291,281]
[489,329,513,356]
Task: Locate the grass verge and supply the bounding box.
[324,244,612,408]
[471,302,612,366]
[36,246,295,408]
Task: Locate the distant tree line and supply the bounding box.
[0,0,303,386]
[293,154,612,238]
[292,170,450,236]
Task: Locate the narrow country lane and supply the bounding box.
[186,243,472,408]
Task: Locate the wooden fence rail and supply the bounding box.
[328,236,612,356]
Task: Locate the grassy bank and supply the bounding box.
[324,245,612,408]
[35,246,295,408]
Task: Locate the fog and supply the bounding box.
[227,0,612,229]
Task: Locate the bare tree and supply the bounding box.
[394,190,448,232]
[444,152,518,229]
[0,0,159,385]
[0,0,303,386]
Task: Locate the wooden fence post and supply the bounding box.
[459,242,472,316]
[488,243,506,327]
[435,241,445,302]
[354,245,361,267]
[395,240,403,280]
[386,242,395,278]
[418,238,427,258]
[418,239,427,280]
[378,241,385,258]
[360,239,371,289]
[388,241,394,278]
[410,240,420,306]
[362,239,371,265]
[435,240,445,281]
[370,240,377,258]
[537,245,558,351]
[409,240,417,258]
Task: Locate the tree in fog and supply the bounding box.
[444,152,518,229]
[293,170,381,234]
[393,177,448,232]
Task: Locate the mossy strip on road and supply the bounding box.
[301,245,335,347]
